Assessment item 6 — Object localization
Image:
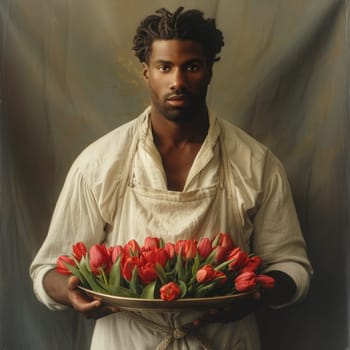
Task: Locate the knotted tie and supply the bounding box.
[120,310,214,350]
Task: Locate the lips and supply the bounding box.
[166,94,187,107]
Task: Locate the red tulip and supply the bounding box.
[141,248,168,267]
[124,239,141,256]
[256,274,275,289]
[121,255,139,281]
[212,233,235,263]
[217,233,235,251]
[72,242,87,261]
[144,236,160,250]
[174,240,183,255]
[89,244,112,275]
[56,255,75,275]
[240,255,262,273]
[197,237,213,260]
[183,240,197,260]
[196,264,216,283]
[175,240,197,261]
[214,270,228,285]
[153,248,169,267]
[160,282,181,301]
[227,248,249,271]
[108,245,125,264]
[165,242,175,259]
[138,262,158,285]
[235,272,256,292]
[214,246,228,263]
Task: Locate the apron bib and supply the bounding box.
[109,117,245,249]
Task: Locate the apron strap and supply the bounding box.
[118,114,146,198]
[217,119,234,198]
[217,119,244,237]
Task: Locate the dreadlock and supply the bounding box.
[132,7,224,66]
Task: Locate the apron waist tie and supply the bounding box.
[120,311,214,350]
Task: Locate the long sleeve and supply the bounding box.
[29,162,106,310]
[252,151,313,306]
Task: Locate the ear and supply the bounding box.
[142,63,149,81]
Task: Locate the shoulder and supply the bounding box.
[218,118,283,188]
[219,118,272,164]
[80,118,138,164]
[70,112,144,186]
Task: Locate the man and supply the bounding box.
[30,7,312,349]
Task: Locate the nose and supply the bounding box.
[170,68,186,91]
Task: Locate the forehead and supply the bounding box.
[149,39,206,63]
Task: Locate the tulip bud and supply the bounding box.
[109,245,124,264]
[235,271,256,292]
[144,236,160,250]
[240,255,262,273]
[255,274,275,289]
[72,242,87,261]
[56,255,76,275]
[165,242,175,259]
[227,248,249,271]
[89,244,112,275]
[125,239,141,256]
[196,264,216,283]
[197,237,213,260]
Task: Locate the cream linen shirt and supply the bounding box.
[30,107,312,350]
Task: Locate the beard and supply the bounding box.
[150,87,208,123]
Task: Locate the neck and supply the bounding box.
[150,106,209,147]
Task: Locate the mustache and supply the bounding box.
[165,91,190,100]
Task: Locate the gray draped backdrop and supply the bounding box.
[0,1,348,349]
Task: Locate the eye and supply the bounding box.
[158,64,171,72]
[187,63,201,72]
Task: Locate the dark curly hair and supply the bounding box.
[132,7,224,67]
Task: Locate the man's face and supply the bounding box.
[143,39,212,123]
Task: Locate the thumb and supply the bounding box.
[67,275,80,290]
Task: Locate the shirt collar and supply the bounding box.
[139,106,221,149]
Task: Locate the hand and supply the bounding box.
[192,290,261,327]
[43,270,119,319]
[67,276,119,319]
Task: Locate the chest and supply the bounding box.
[158,143,202,191]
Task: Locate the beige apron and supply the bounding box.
[91,116,260,350]
[112,116,245,248]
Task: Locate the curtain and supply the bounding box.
[0,1,348,349]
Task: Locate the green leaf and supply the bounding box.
[108,285,140,298]
[77,257,107,293]
[178,280,187,298]
[159,238,164,248]
[155,263,168,285]
[191,254,200,276]
[129,266,140,295]
[109,257,121,287]
[141,281,157,299]
[193,282,217,297]
[62,262,88,287]
[215,259,231,271]
[202,247,217,266]
[175,249,186,282]
[212,234,221,247]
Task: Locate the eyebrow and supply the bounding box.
[153,59,203,65]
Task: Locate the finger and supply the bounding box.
[83,303,120,319]
[69,289,102,312]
